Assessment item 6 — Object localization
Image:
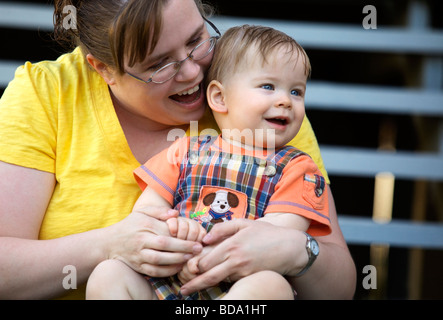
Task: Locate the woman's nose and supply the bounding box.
[174,57,201,82]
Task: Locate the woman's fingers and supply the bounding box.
[179,244,235,295]
[139,248,191,266]
[202,219,253,244]
[180,261,232,295]
[106,207,207,279]
[143,233,202,254]
[180,220,296,295]
[134,241,202,277]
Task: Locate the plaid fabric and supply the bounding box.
[148,275,230,300]
[175,136,305,221]
[304,173,326,197]
[150,135,305,300]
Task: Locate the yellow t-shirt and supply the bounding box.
[0,47,328,299]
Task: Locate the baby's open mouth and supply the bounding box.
[266,117,288,126]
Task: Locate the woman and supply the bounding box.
[0,0,356,299]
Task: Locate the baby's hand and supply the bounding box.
[178,255,201,284]
[166,217,206,242]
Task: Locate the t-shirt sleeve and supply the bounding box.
[0,63,58,173]
[265,155,331,236]
[287,116,329,184]
[133,137,189,205]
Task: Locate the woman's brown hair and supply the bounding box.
[53,0,212,74]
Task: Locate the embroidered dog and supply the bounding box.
[203,190,240,224]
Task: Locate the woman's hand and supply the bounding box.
[181,186,357,299]
[167,217,207,284]
[104,206,203,278]
[180,219,306,295]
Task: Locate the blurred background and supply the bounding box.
[1,0,442,299]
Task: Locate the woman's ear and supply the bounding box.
[86,54,116,85]
[207,80,228,113]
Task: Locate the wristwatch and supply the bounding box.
[295,232,319,277]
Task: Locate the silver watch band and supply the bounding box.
[295,232,319,277]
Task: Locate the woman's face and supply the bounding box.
[110,0,212,129]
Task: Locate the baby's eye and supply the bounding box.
[291,89,303,96]
[261,84,274,90]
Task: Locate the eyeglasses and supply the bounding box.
[126,18,221,84]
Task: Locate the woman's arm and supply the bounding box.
[180,185,356,299]
[0,161,201,299]
[289,185,356,299]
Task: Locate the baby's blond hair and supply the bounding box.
[207,25,311,86]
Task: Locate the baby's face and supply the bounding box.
[216,46,307,149]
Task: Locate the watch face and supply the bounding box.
[311,239,320,256]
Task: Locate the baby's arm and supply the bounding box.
[133,185,172,211]
[258,212,310,232]
[134,186,206,242]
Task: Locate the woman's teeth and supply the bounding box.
[177,85,200,96]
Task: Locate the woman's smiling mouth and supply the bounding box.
[170,84,202,104]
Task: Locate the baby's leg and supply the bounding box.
[222,271,294,300]
[86,259,157,300]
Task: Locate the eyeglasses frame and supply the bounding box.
[126,17,221,85]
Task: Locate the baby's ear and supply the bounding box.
[206,80,228,113]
